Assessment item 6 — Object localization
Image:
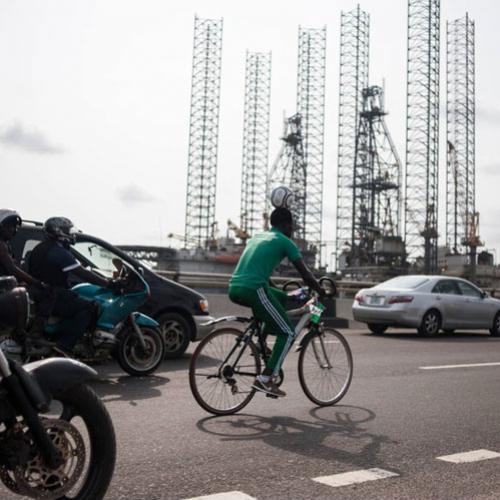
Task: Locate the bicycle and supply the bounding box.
[189,284,353,416]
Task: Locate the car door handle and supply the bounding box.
[436,296,442,301]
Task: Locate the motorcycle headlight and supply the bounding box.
[199,299,209,313]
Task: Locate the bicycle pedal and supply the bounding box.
[265,393,278,399]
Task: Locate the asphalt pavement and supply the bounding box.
[3,326,500,500]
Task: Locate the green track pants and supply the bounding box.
[228,285,295,376]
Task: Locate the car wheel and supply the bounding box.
[158,312,191,359]
[418,309,441,337]
[489,312,500,337]
[368,323,388,335]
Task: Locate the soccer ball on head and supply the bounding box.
[270,186,294,209]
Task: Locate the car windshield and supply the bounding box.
[375,276,429,290]
[73,240,123,279]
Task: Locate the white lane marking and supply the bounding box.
[313,468,399,488]
[183,493,256,500]
[437,449,500,463]
[420,362,500,370]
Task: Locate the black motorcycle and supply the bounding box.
[0,277,116,500]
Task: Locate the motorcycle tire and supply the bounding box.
[53,383,116,500]
[117,326,165,376]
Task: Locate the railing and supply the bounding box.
[155,270,375,296]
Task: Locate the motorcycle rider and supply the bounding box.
[29,217,112,355]
[0,209,42,286]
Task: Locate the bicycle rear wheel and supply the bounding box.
[298,327,353,406]
[189,328,261,415]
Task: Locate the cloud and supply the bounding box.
[117,185,157,205]
[477,107,500,125]
[0,122,64,154]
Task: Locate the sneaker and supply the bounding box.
[252,378,286,398]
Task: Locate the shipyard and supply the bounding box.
[2,1,500,500]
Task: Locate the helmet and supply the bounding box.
[44,217,77,245]
[0,209,22,229]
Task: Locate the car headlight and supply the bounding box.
[199,299,209,313]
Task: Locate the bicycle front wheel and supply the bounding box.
[298,327,353,406]
[189,328,261,416]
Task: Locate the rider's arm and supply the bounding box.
[0,242,40,286]
[291,258,323,295]
[72,266,110,288]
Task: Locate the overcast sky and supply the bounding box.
[1,0,499,268]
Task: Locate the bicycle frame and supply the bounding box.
[207,292,326,379]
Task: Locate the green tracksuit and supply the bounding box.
[229,227,302,376]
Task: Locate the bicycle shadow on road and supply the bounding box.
[89,373,170,405]
[196,405,396,471]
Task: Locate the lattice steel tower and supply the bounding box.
[297,26,327,256]
[351,86,402,265]
[268,114,307,242]
[185,16,223,248]
[240,51,272,236]
[405,0,441,273]
[336,5,370,265]
[446,13,475,255]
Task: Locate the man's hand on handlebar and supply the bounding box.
[107,278,127,294]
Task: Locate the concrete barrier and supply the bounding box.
[204,292,355,322]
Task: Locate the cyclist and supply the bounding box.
[229,207,324,398]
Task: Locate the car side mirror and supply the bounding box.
[138,266,144,276]
[481,291,488,299]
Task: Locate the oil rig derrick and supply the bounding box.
[446,14,476,254]
[267,113,307,244]
[297,26,327,259]
[347,86,403,269]
[185,16,223,249]
[240,51,272,237]
[404,0,441,274]
[336,5,370,269]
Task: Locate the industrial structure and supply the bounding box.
[296,26,327,258]
[345,85,403,271]
[336,5,370,268]
[404,0,441,274]
[173,2,490,284]
[240,51,272,237]
[446,14,476,256]
[185,16,223,249]
[267,113,307,242]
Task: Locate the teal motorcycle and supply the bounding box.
[2,261,165,376]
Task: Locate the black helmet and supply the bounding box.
[44,217,77,245]
[0,209,22,229]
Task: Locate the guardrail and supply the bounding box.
[155,270,376,296]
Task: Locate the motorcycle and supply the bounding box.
[1,260,165,377]
[0,281,116,499]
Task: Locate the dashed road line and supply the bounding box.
[183,492,256,500]
[313,468,399,488]
[420,362,500,370]
[437,449,500,463]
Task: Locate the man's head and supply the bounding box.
[270,207,293,238]
[0,209,22,241]
[44,217,77,248]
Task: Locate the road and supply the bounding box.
[3,327,500,500]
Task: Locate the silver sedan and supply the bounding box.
[352,275,500,336]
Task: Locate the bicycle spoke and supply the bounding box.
[298,328,353,406]
[189,328,261,415]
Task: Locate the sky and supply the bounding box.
[1,0,499,270]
